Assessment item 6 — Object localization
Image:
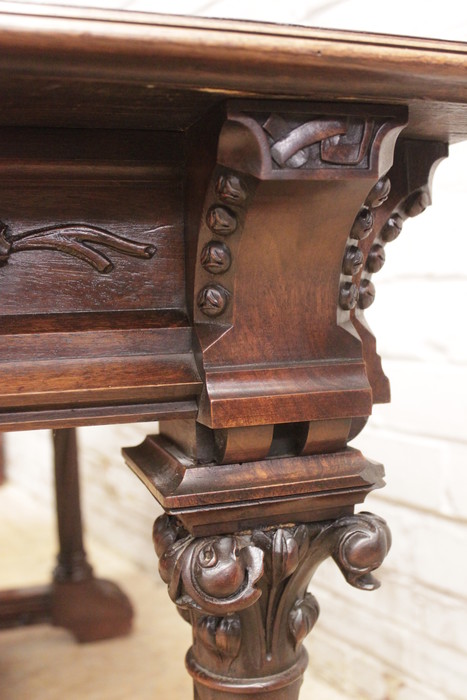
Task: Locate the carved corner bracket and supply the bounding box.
[187,101,407,435]
[153,512,391,699]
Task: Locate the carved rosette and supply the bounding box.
[353,140,448,314]
[153,512,391,699]
[339,175,392,312]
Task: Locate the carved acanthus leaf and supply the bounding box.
[197,614,242,661]
[289,593,320,650]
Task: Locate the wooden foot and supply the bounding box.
[153,512,390,699]
[0,579,133,643]
[51,428,133,641]
[51,577,133,643]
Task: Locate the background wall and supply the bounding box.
[3,2,467,699]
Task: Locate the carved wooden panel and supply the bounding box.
[0,129,185,315]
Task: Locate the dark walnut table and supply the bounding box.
[0,5,465,698]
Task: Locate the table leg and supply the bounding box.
[50,428,133,642]
[0,428,133,642]
[122,101,447,696]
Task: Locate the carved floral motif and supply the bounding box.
[342,245,364,276]
[196,614,242,663]
[289,593,320,651]
[339,175,394,311]
[200,241,232,274]
[350,207,374,240]
[0,220,156,273]
[215,174,248,205]
[153,514,264,615]
[206,205,237,235]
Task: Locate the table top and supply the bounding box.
[0,3,466,141]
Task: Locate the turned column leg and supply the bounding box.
[51,428,133,642]
[53,428,93,582]
[153,512,391,700]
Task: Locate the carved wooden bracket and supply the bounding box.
[187,101,407,433]
[120,104,453,542]
[0,221,156,273]
[153,512,391,700]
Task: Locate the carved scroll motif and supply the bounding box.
[0,221,157,273]
[153,512,391,696]
[263,114,375,170]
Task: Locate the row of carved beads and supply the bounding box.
[197,173,248,318]
[373,189,428,254]
[339,175,391,311]
[359,191,428,301]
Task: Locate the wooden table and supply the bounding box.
[0,5,465,698]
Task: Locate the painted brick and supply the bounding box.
[366,361,467,443]
[310,587,467,698]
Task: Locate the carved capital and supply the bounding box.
[153,512,390,699]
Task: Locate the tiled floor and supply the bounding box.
[0,483,347,700]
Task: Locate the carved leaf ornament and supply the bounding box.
[0,220,156,273]
[153,515,264,616]
[197,614,242,661]
[154,512,391,662]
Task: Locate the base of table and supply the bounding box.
[0,577,133,643]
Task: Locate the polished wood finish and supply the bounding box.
[0,6,465,698]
